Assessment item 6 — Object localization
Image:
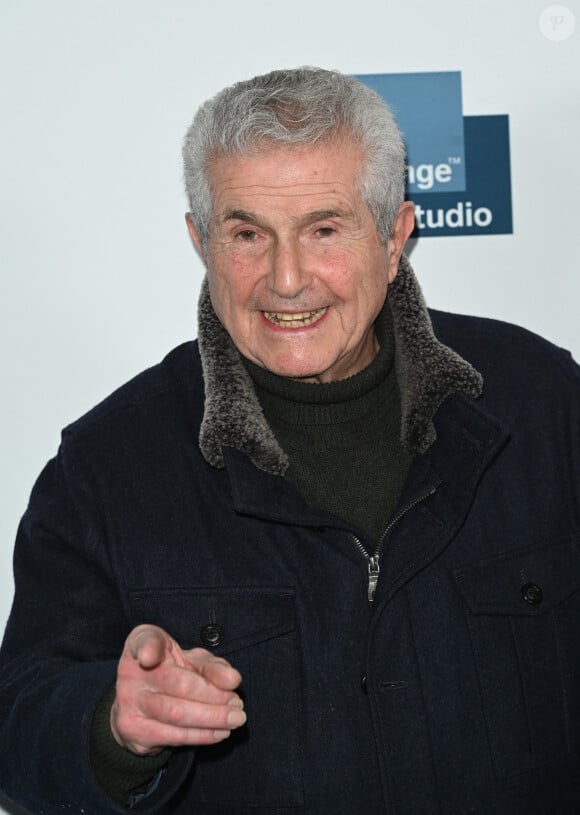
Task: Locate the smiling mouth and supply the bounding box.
[262,308,328,328]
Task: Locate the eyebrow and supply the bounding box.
[222,209,256,224]
[221,207,352,225]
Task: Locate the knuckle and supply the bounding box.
[187,647,213,662]
[200,704,228,729]
[155,695,184,726]
[172,670,197,699]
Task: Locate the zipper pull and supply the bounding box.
[368,555,380,603]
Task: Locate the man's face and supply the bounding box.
[188,140,414,383]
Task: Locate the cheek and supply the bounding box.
[321,249,387,306]
[318,249,354,292]
[210,251,255,306]
[207,254,261,344]
[230,249,260,281]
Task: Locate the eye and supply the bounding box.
[236,229,258,242]
[315,226,335,238]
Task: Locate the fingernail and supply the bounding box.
[227,708,247,728]
[213,729,231,740]
[228,697,244,709]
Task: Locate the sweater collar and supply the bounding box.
[196,255,483,474]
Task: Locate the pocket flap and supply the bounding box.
[128,586,295,655]
[453,536,580,616]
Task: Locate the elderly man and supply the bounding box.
[0,67,579,815]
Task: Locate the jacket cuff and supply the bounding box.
[90,684,173,806]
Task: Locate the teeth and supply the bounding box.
[263,308,327,328]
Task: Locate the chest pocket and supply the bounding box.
[129,586,303,807]
[454,536,580,779]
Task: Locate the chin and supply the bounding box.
[250,347,339,382]
[257,360,318,381]
[275,363,334,384]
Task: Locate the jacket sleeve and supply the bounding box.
[0,430,193,814]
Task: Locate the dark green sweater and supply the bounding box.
[244,306,412,546]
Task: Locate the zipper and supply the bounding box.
[350,482,441,602]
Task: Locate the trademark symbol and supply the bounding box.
[448,156,462,165]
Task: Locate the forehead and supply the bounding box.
[208,140,367,215]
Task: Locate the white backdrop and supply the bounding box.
[0,1,578,808]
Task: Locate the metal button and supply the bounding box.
[200,623,224,648]
[521,583,543,605]
[361,674,368,694]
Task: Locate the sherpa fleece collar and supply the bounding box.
[197,255,483,474]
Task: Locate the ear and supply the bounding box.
[185,213,206,262]
[386,201,416,284]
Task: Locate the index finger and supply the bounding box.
[126,624,172,669]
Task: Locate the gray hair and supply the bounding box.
[182,67,406,248]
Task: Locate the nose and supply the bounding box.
[267,238,310,300]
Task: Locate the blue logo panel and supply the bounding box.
[356,72,466,193]
[411,116,513,237]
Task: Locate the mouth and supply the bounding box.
[262,307,328,328]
